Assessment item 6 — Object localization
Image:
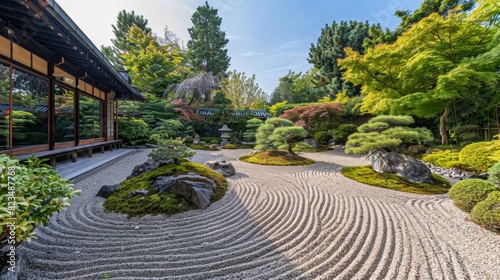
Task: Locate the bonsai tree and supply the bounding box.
[242,118,263,142]
[255,118,310,154]
[346,115,434,155]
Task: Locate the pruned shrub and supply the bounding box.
[448,179,498,212]
[210,139,220,145]
[118,117,149,146]
[459,141,500,172]
[470,191,500,232]
[313,131,330,145]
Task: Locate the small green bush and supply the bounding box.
[313,131,330,145]
[331,124,358,145]
[422,150,462,169]
[190,144,218,151]
[118,117,149,146]
[222,144,238,149]
[184,135,194,144]
[210,139,220,145]
[470,191,500,232]
[0,155,80,252]
[459,141,500,172]
[148,138,196,161]
[448,179,498,212]
[200,137,221,143]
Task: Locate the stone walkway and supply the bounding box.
[18,149,500,279]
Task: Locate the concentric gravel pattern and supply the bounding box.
[18,149,500,279]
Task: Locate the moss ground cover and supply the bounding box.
[104,160,227,217]
[341,165,451,195]
[240,151,315,166]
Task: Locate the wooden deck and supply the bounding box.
[55,148,135,181]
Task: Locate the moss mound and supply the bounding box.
[341,165,451,195]
[422,149,462,169]
[448,179,498,212]
[470,191,500,232]
[239,151,315,166]
[221,144,238,149]
[103,160,228,217]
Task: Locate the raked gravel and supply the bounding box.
[17,148,500,279]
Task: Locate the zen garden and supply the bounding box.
[1,0,500,279]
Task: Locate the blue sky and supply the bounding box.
[58,0,422,95]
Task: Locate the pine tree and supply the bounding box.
[101,10,152,70]
[187,2,230,75]
[308,21,371,98]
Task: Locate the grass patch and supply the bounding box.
[341,165,451,195]
[239,151,315,166]
[103,160,228,217]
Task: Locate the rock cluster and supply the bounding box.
[423,162,487,183]
[127,158,179,179]
[204,160,236,177]
[96,184,120,198]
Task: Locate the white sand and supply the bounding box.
[18,149,500,279]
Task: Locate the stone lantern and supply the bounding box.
[218,124,232,146]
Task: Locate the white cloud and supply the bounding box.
[240,51,264,57]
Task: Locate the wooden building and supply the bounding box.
[0,0,144,164]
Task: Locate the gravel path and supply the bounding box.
[18,149,500,279]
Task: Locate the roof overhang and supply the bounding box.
[0,0,145,101]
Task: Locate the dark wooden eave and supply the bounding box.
[0,0,145,101]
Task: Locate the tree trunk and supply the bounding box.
[440,105,451,145]
[286,140,295,155]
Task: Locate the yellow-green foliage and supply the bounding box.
[448,179,498,212]
[422,150,462,169]
[240,151,315,166]
[221,144,238,149]
[470,191,500,232]
[103,160,228,217]
[459,141,500,172]
[340,165,451,195]
[189,144,218,151]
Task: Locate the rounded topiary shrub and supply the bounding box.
[470,191,500,232]
[448,179,498,212]
[459,141,500,172]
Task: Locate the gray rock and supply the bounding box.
[128,158,178,179]
[96,184,120,198]
[127,190,149,199]
[304,138,319,149]
[209,144,219,149]
[150,173,217,209]
[204,160,236,177]
[372,150,434,184]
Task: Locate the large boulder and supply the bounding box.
[204,160,236,177]
[150,173,217,209]
[372,151,434,184]
[128,158,179,179]
[96,184,120,198]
